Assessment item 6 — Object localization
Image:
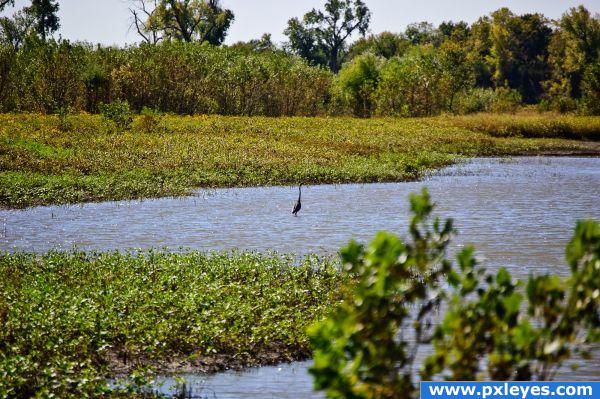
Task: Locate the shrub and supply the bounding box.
[310,190,599,398]
[56,106,72,132]
[487,87,521,113]
[99,100,132,130]
[580,61,600,116]
[133,106,162,133]
[454,87,523,114]
[335,53,383,117]
[375,46,447,117]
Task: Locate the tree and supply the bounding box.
[347,32,409,60]
[467,16,494,88]
[439,40,474,111]
[487,9,552,103]
[25,0,60,41]
[438,21,470,42]
[129,0,163,44]
[130,0,234,45]
[285,0,371,73]
[230,33,276,53]
[405,21,438,45]
[335,53,382,117]
[547,6,600,99]
[0,10,35,50]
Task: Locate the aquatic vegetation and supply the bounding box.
[0,250,346,398]
[1,113,598,208]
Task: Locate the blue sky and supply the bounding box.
[2,0,599,46]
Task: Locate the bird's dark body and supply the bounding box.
[292,201,301,215]
[292,185,302,216]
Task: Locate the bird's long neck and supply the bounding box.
[298,186,302,201]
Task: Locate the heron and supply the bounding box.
[292,184,302,216]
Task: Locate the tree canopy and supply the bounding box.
[129,0,234,45]
[285,0,371,73]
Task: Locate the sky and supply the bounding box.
[2,0,599,46]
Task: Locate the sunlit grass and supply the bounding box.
[1,113,598,208]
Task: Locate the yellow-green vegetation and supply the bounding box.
[445,112,600,140]
[0,250,346,398]
[1,113,599,208]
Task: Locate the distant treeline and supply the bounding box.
[0,5,598,117]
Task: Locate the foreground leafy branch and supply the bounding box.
[309,189,599,399]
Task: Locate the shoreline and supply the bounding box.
[2,150,600,212]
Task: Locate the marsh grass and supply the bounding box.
[446,112,600,140]
[1,113,598,208]
[0,250,347,398]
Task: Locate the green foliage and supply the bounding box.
[335,53,382,117]
[544,5,600,110]
[487,9,552,103]
[347,32,409,60]
[131,0,234,45]
[99,100,133,131]
[0,40,332,116]
[310,190,600,398]
[133,106,163,133]
[1,5,599,117]
[309,189,454,399]
[0,250,345,398]
[375,46,447,117]
[25,0,59,41]
[425,219,600,381]
[285,0,371,73]
[580,61,600,115]
[454,87,522,114]
[0,10,35,50]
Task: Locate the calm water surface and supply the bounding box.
[2,157,600,397]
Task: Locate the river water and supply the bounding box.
[2,157,599,397]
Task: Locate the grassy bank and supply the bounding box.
[0,250,346,397]
[1,113,599,208]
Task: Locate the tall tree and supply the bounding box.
[467,16,494,88]
[153,0,233,44]
[405,21,437,45]
[129,0,163,44]
[0,10,35,50]
[129,0,234,45]
[438,21,470,42]
[488,8,552,103]
[347,31,409,60]
[25,0,60,41]
[285,0,371,73]
[548,6,600,98]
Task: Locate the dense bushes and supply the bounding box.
[0,40,332,116]
[0,37,598,118]
[335,48,521,117]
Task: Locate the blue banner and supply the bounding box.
[421,382,599,399]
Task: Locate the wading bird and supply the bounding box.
[292,185,302,216]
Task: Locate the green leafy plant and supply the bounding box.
[133,106,162,133]
[99,100,133,130]
[309,189,454,398]
[310,189,599,398]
